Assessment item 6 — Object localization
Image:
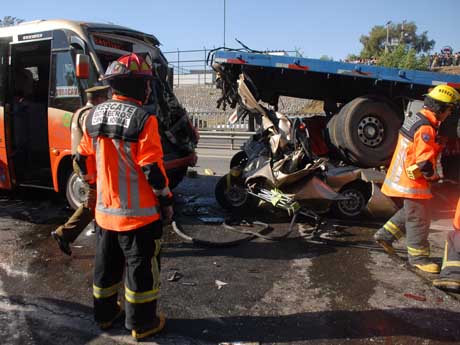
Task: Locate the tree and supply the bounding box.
[0,16,25,27]
[377,44,430,71]
[359,21,434,59]
[319,55,333,61]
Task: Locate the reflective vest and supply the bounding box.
[78,96,167,231]
[454,198,460,231]
[382,109,441,199]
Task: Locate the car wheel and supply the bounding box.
[230,151,248,169]
[331,181,371,219]
[215,174,257,211]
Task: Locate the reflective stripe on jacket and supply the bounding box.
[381,109,441,199]
[77,95,169,231]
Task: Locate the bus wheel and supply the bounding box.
[65,171,87,210]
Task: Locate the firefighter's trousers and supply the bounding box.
[93,220,162,330]
[55,205,93,243]
[376,198,432,264]
[439,230,460,281]
[56,163,96,243]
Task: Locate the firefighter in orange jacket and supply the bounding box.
[433,175,460,290]
[75,54,171,340]
[374,84,460,273]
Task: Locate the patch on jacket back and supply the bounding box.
[422,133,431,143]
[91,103,137,129]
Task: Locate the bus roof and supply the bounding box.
[0,19,160,46]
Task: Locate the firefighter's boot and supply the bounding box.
[131,313,166,341]
[374,229,396,255]
[433,278,460,293]
[410,258,440,274]
[51,230,72,256]
[98,301,123,330]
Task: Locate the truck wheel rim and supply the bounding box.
[357,116,384,148]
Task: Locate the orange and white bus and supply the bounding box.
[0,19,197,208]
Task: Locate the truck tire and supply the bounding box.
[330,97,402,167]
[65,171,86,210]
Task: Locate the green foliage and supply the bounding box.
[359,21,434,59]
[319,55,333,61]
[377,44,430,71]
[0,16,25,27]
[346,53,360,62]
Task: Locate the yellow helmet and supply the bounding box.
[426,84,460,104]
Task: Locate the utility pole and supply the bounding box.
[400,19,406,43]
[223,0,226,48]
[385,21,391,53]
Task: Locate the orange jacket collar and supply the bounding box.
[420,108,440,128]
[112,94,143,106]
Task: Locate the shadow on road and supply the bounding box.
[166,308,460,343]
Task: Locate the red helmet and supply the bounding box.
[102,53,153,80]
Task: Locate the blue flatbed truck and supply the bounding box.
[211,50,460,172]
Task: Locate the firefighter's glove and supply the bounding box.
[85,184,97,211]
[158,194,174,207]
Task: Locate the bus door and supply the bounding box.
[0,37,12,189]
[9,38,52,187]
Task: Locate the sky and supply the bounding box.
[2,0,460,60]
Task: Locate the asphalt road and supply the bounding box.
[0,153,458,345]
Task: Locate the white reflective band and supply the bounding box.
[383,180,431,196]
[125,286,159,304]
[97,205,159,217]
[93,282,121,299]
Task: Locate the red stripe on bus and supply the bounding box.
[288,64,309,71]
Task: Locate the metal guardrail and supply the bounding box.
[198,130,255,150]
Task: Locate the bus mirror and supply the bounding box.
[76,54,89,79]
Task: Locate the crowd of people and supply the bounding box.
[344,49,460,70]
[344,57,379,65]
[430,51,460,69]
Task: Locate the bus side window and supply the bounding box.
[50,51,82,112]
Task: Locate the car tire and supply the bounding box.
[330,180,371,219]
[229,151,248,169]
[215,174,257,212]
